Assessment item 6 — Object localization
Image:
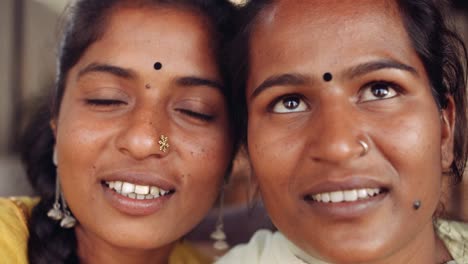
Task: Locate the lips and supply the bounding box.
[99,170,178,216]
[298,177,390,218]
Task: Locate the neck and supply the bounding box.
[290,220,452,264]
[75,226,175,264]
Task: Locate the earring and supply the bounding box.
[60,191,76,228]
[47,147,76,228]
[210,186,229,251]
[47,175,63,221]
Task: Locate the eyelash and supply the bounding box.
[358,80,403,102]
[85,99,127,106]
[176,109,215,122]
[268,93,308,113]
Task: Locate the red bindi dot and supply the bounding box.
[154,62,162,70]
[323,72,333,82]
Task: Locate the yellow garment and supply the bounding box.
[0,197,38,264]
[0,197,210,264]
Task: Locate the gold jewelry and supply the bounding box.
[358,140,369,156]
[158,135,170,152]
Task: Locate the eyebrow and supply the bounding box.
[251,73,310,99]
[344,59,419,79]
[77,63,136,79]
[176,76,224,90]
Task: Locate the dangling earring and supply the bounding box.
[47,147,76,228]
[47,175,63,220]
[210,185,229,251]
[60,191,76,228]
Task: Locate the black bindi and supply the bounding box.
[154,62,163,70]
[323,72,333,82]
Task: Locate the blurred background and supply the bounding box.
[0,1,467,251]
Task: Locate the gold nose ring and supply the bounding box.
[159,135,169,153]
[358,140,369,156]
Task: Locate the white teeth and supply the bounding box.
[310,188,382,203]
[105,181,172,200]
[150,186,160,197]
[344,190,358,202]
[366,188,374,196]
[357,189,368,198]
[114,181,123,192]
[322,193,331,203]
[121,182,135,194]
[134,185,149,195]
[330,191,344,203]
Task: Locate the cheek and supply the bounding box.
[375,112,443,205]
[247,117,304,205]
[55,114,115,202]
[179,128,232,192]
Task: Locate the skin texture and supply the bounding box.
[247,0,455,263]
[52,6,232,264]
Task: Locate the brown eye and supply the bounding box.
[371,83,390,98]
[271,95,308,113]
[284,97,300,109]
[359,81,399,102]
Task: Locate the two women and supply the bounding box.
[0,0,237,263]
[219,0,467,263]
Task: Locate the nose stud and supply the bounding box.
[158,135,170,153]
[358,140,369,156]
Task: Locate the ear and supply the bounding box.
[440,96,456,171]
[50,119,57,138]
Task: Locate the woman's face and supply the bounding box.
[247,0,455,262]
[54,6,232,250]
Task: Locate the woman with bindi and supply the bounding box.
[218,0,468,263]
[0,0,239,263]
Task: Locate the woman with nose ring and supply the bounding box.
[218,0,468,263]
[0,0,239,263]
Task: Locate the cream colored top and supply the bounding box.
[217,219,468,264]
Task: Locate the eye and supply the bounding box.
[176,109,215,122]
[270,95,308,113]
[85,99,127,107]
[359,81,400,102]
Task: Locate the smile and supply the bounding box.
[104,181,174,200]
[306,188,385,203]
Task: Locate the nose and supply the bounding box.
[307,101,365,164]
[115,109,169,160]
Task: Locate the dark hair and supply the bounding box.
[21,0,236,263]
[229,0,467,182]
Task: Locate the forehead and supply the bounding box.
[73,5,218,79]
[248,0,422,84]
